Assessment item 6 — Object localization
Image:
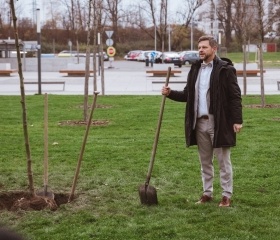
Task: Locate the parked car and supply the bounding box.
[57,50,77,57]
[159,51,183,67]
[178,50,193,57]
[124,50,142,61]
[136,51,150,62]
[136,50,161,62]
[72,51,109,61]
[154,52,162,63]
[181,51,200,64]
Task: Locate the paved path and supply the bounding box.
[0,61,279,95]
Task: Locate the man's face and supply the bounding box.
[198,40,217,63]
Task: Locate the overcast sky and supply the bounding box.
[19,0,182,23]
[15,0,43,22]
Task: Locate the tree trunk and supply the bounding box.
[10,0,35,197]
[224,0,232,49]
[256,0,265,107]
[84,0,92,121]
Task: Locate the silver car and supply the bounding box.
[160,52,183,67]
[180,51,199,64]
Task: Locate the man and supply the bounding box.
[162,35,243,207]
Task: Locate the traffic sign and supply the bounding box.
[107,46,116,57]
[105,31,114,39]
[106,39,114,46]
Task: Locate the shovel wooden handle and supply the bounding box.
[43,93,49,196]
[145,67,171,185]
[68,91,100,202]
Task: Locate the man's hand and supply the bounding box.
[233,124,243,133]
[162,86,171,96]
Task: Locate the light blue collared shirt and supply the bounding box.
[197,61,213,117]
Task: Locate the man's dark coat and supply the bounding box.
[167,56,243,148]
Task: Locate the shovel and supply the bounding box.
[68,91,100,202]
[37,93,54,199]
[138,67,171,205]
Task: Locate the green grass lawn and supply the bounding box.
[226,52,280,68]
[0,94,280,240]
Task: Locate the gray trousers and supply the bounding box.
[195,115,233,198]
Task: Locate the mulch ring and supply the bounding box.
[0,191,69,211]
[244,104,280,108]
[92,104,112,109]
[79,104,112,110]
[58,104,112,126]
[58,120,109,126]
[244,104,280,121]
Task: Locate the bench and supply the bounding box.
[59,70,94,77]
[236,69,266,77]
[146,70,182,77]
[151,80,186,91]
[0,69,17,76]
[152,80,186,85]
[24,81,65,91]
[277,81,280,91]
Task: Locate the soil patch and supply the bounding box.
[94,104,112,109]
[0,191,69,211]
[78,104,112,109]
[58,120,109,126]
[61,104,111,126]
[244,104,280,108]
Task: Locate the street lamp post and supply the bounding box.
[168,25,171,51]
[154,24,157,51]
[218,31,222,57]
[37,8,42,95]
[97,32,101,76]
[191,17,193,50]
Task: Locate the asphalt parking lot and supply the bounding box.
[0,60,279,95]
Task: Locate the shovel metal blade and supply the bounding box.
[138,184,158,205]
[36,188,55,200]
[36,192,55,199]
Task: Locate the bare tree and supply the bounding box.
[76,0,86,31]
[83,0,107,119]
[232,0,247,51]
[175,0,207,49]
[159,0,168,51]
[255,0,266,107]
[177,0,206,29]
[10,0,35,197]
[232,0,256,95]
[83,0,93,121]
[265,0,280,36]
[0,0,7,30]
[126,0,174,51]
[92,0,98,93]
[43,1,62,54]
[60,0,75,30]
[234,0,266,103]
[59,0,87,31]
[94,0,107,95]
[215,0,234,49]
[123,0,158,47]
[103,0,123,47]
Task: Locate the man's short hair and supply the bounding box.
[198,35,218,48]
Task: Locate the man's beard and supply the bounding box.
[200,52,211,62]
